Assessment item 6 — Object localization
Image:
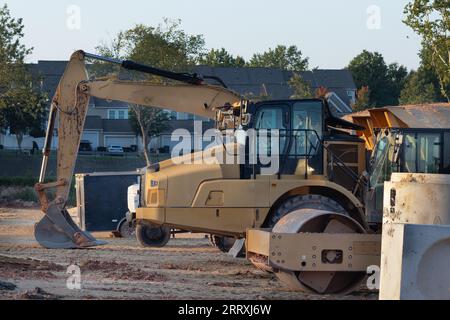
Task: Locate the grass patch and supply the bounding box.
[0,186,38,203]
[0,176,76,206]
[15,187,39,202]
[0,176,40,187]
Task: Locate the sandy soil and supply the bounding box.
[0,207,378,300]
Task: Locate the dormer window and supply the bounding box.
[346,90,356,103]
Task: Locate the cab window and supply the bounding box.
[404,133,441,173]
[370,136,392,187]
[292,101,323,134]
[254,105,288,150]
[255,106,287,130]
[290,101,323,156]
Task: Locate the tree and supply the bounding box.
[416,45,449,101]
[386,63,409,105]
[288,73,313,99]
[352,86,372,111]
[315,86,329,99]
[95,19,205,165]
[404,0,450,101]
[90,33,127,77]
[199,48,246,67]
[348,50,408,107]
[0,4,33,96]
[248,45,309,72]
[0,75,48,150]
[399,71,437,104]
[0,4,46,150]
[129,105,171,161]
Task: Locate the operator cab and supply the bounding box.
[240,99,366,190]
[366,128,450,223]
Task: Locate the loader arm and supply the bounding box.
[34,50,241,249]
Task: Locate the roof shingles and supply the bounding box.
[30,60,357,133]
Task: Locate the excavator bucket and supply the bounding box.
[35,204,106,249]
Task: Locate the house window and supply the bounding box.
[347,90,356,103]
[108,110,116,120]
[108,109,128,120]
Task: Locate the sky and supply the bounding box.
[5,0,423,70]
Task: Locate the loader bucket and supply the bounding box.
[35,204,106,249]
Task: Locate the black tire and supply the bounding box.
[209,235,245,257]
[118,219,136,238]
[209,235,236,253]
[264,194,346,228]
[136,223,171,248]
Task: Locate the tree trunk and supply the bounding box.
[16,132,23,151]
[131,104,152,167]
[140,125,151,167]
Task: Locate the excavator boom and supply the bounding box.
[35,50,241,249]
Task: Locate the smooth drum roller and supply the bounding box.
[273,209,367,295]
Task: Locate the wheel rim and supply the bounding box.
[119,222,135,238]
[273,210,366,295]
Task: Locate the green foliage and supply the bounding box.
[248,45,309,72]
[352,86,373,111]
[0,74,48,140]
[0,177,76,206]
[95,19,205,165]
[96,19,204,69]
[404,0,449,101]
[315,87,329,99]
[199,48,246,67]
[0,176,39,187]
[399,71,437,104]
[288,73,313,99]
[398,43,447,105]
[92,19,205,76]
[128,105,172,138]
[0,4,47,150]
[386,63,409,104]
[125,20,204,70]
[396,45,447,106]
[418,46,448,100]
[0,4,33,95]
[15,187,38,202]
[348,50,408,107]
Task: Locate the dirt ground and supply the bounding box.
[0,207,378,300]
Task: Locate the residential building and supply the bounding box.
[0,60,357,152]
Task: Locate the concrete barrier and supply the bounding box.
[380,223,450,300]
[383,173,450,225]
[380,173,450,300]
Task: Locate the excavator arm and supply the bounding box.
[34,50,242,249]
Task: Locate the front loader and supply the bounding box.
[36,50,409,294]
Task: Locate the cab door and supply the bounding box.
[284,100,324,176]
[251,103,290,176]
